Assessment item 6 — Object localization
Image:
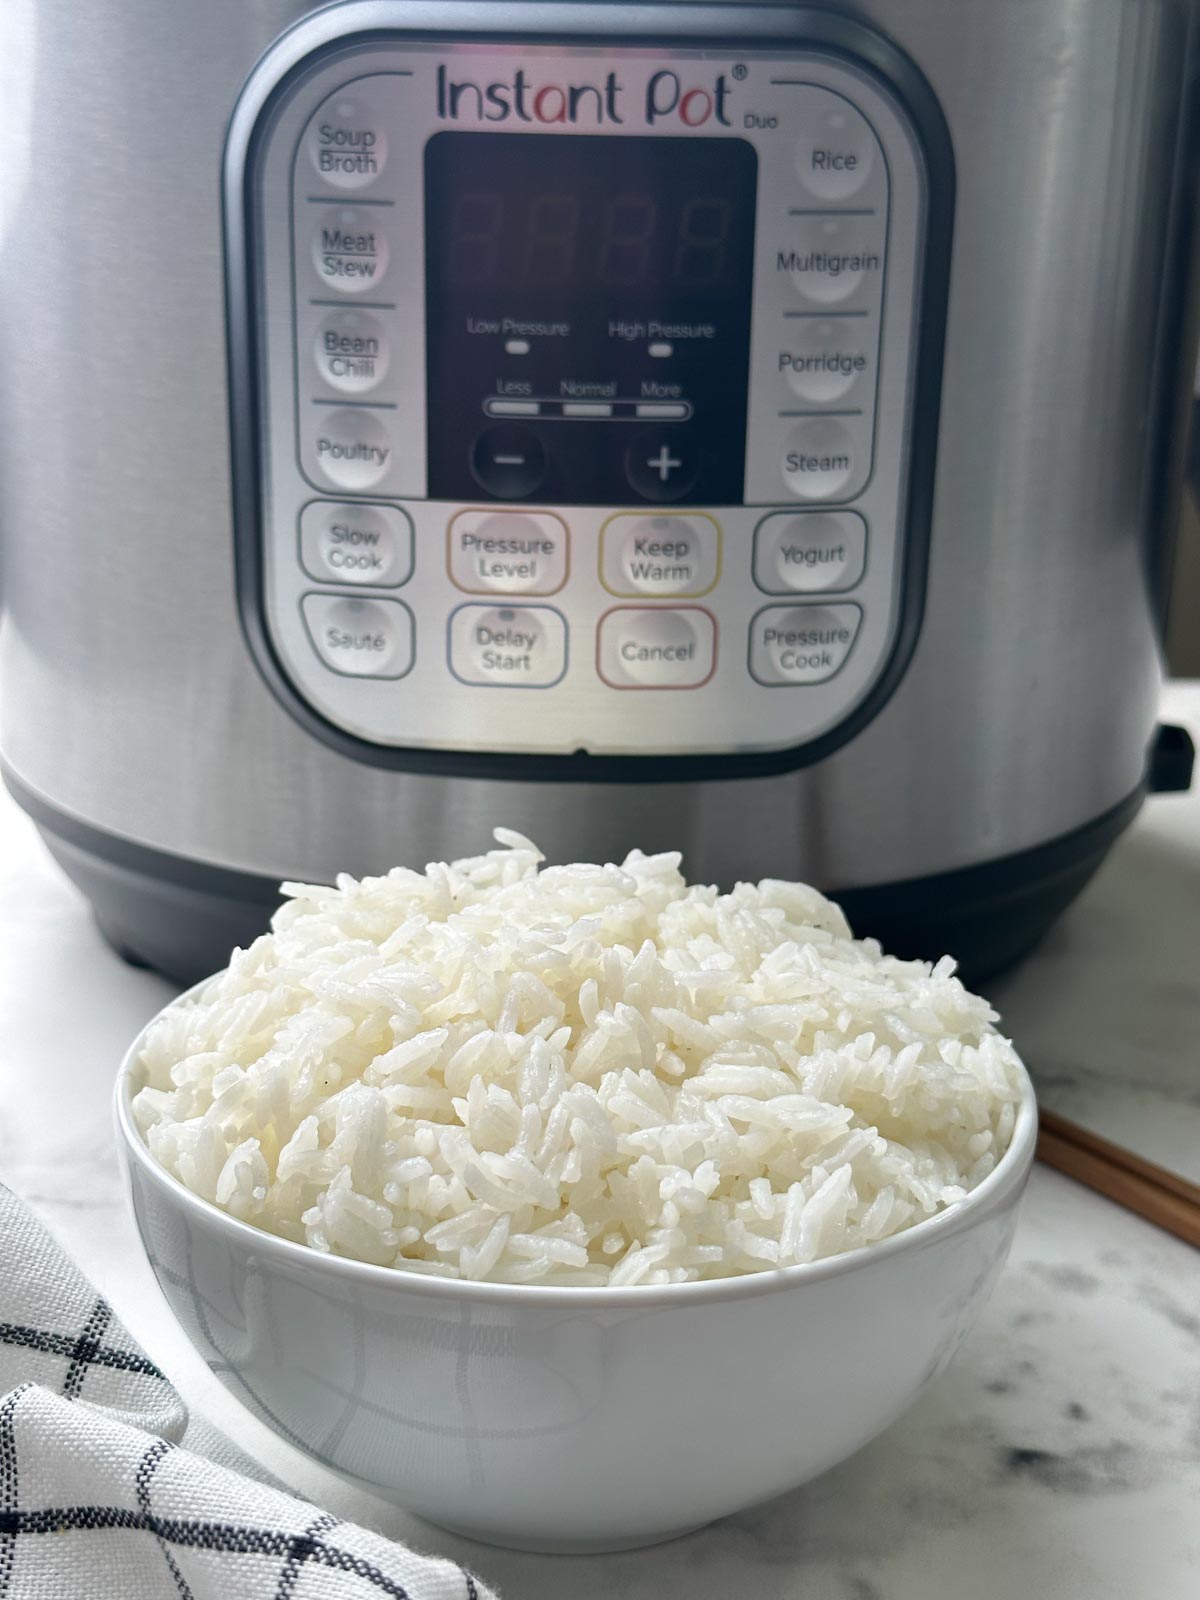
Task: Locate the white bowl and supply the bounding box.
[115,1009,1036,1554]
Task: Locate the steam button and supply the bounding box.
[781,418,861,502]
[302,594,414,678]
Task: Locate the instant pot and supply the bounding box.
[1,0,1196,983]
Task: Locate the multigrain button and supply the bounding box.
[782,418,859,501]
[749,604,862,685]
[311,207,389,293]
[783,215,882,305]
[448,509,568,594]
[597,607,715,689]
[314,310,390,393]
[449,605,567,687]
[794,88,877,201]
[300,501,412,587]
[601,513,720,597]
[753,511,866,594]
[306,94,388,190]
[778,318,871,404]
[311,407,392,490]
[302,593,414,678]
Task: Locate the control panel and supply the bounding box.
[230,21,941,763]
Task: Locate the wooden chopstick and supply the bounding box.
[1036,1106,1200,1249]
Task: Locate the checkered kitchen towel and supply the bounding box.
[0,1184,496,1599]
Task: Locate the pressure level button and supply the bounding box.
[307,95,388,190]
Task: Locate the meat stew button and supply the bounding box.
[749,604,862,685]
[598,607,715,688]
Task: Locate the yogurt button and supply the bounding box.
[300,501,412,587]
[750,604,862,685]
[598,607,715,689]
[302,594,413,678]
[314,310,390,394]
[449,605,567,687]
[786,215,882,305]
[602,513,720,597]
[781,418,861,501]
[753,511,866,594]
[311,208,389,293]
[311,408,392,490]
[794,88,877,201]
[307,95,388,190]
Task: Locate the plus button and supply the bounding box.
[647,444,682,483]
[625,428,698,502]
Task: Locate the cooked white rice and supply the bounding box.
[131,831,1024,1286]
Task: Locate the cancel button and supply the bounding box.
[749,604,862,685]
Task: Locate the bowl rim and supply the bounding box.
[115,979,1038,1310]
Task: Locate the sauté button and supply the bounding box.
[601,513,720,597]
[448,605,567,687]
[781,418,860,501]
[753,511,866,594]
[597,607,716,689]
[311,407,392,490]
[311,207,389,293]
[302,593,414,678]
[793,88,877,201]
[624,428,699,502]
[470,425,547,500]
[749,603,862,685]
[300,501,412,587]
[785,214,882,306]
[448,509,568,594]
[306,94,388,190]
[314,310,390,394]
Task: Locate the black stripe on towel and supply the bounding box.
[62,1297,113,1399]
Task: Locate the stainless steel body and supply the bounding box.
[0,0,1196,966]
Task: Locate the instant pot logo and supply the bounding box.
[435,64,732,127]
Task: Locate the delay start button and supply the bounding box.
[448,605,567,687]
[749,603,862,685]
[301,593,414,679]
[597,607,716,689]
[601,513,720,597]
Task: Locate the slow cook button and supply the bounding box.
[300,501,413,587]
[598,607,716,689]
[311,408,392,490]
[314,309,390,394]
[302,593,414,679]
[306,93,388,190]
[310,207,390,293]
[601,513,720,598]
[448,509,568,594]
[749,604,862,685]
[781,418,862,502]
[753,511,866,594]
[782,214,882,306]
[793,87,878,202]
[449,605,567,687]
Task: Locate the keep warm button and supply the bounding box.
[749,604,862,686]
[449,605,567,688]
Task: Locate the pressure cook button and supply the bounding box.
[753,511,866,594]
[779,318,871,404]
[448,605,567,687]
[749,604,862,685]
[470,425,547,500]
[448,509,568,594]
[307,94,388,190]
[300,501,413,587]
[314,310,390,394]
[793,89,877,201]
[784,215,882,306]
[624,429,699,502]
[601,513,720,597]
[597,607,716,689]
[302,593,414,679]
[312,407,392,490]
[781,418,860,502]
[310,207,390,293]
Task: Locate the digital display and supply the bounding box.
[424,132,758,506]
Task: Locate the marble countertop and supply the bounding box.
[2,684,1198,1599]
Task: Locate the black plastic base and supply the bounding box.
[4,763,1149,988]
